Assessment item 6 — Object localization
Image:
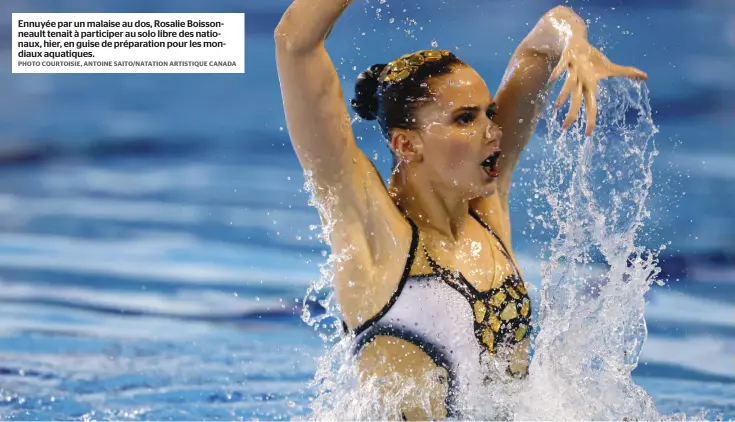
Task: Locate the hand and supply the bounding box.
[550,40,648,136]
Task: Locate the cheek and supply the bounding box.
[442,136,475,171]
[422,126,478,173]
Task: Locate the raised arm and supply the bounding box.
[492,5,647,206]
[492,6,587,203]
[274,0,368,196]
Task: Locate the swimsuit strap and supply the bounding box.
[349,206,420,337]
[468,209,521,279]
[423,245,475,299]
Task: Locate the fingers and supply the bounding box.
[563,82,584,129]
[554,70,574,109]
[611,64,648,81]
[627,66,648,80]
[583,85,598,137]
[550,56,569,81]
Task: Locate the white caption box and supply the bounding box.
[12,13,245,74]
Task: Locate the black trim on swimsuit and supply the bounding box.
[468,208,516,268]
[421,210,533,349]
[353,323,460,419]
[350,212,420,337]
[423,246,524,300]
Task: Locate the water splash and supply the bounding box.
[510,78,667,420]
[300,79,689,420]
[300,170,346,345]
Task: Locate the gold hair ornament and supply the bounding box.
[380,49,451,85]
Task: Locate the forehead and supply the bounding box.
[422,65,491,114]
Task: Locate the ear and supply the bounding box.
[391,129,424,164]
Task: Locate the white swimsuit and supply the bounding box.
[348,210,533,417]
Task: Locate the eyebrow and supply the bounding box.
[451,101,496,115]
[453,105,481,114]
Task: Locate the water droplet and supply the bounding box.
[287,400,295,407]
[431,39,438,48]
[471,241,482,257]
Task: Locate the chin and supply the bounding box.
[476,179,497,197]
[478,186,497,197]
[474,181,498,198]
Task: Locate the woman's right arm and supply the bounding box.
[274,0,367,195]
[275,1,415,330]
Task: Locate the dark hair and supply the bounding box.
[350,50,464,139]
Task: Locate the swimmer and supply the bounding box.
[275,2,647,419]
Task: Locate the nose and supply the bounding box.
[484,122,502,145]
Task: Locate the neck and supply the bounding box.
[389,164,469,243]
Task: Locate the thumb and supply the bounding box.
[550,58,569,81]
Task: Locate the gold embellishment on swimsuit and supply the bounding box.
[520,298,530,318]
[514,324,528,342]
[474,300,487,323]
[482,327,495,352]
[421,238,532,359]
[381,49,451,84]
[516,281,527,295]
[500,303,518,321]
[489,291,506,308]
[506,286,520,300]
[488,314,501,332]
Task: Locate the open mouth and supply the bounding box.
[480,151,501,178]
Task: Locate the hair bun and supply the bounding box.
[350,63,386,121]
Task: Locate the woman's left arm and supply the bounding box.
[490,5,647,208]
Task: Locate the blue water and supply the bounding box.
[1,0,734,420]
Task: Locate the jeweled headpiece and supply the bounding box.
[379,49,452,85]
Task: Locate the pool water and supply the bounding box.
[1,0,734,420]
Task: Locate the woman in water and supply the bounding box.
[275,1,647,419]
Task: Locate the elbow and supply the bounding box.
[545,5,573,17]
[274,12,319,54]
[274,16,295,51]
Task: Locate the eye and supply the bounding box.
[455,111,476,125]
[486,103,497,120]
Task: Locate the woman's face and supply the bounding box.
[403,65,503,199]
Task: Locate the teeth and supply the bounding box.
[481,151,501,168]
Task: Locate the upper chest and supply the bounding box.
[411,216,520,293]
